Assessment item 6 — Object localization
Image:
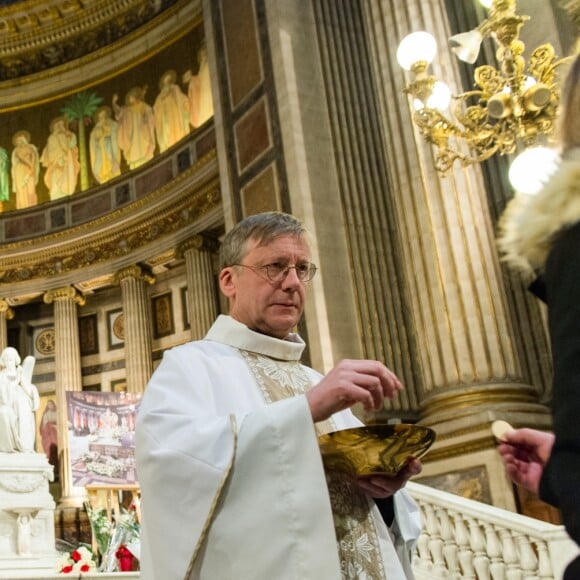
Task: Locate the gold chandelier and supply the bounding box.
[397,0,572,192]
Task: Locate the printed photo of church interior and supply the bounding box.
[0,0,578,577]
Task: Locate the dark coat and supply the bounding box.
[538,221,580,579]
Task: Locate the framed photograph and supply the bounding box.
[36,394,59,479]
[66,391,142,486]
[180,286,190,330]
[152,292,174,338]
[107,309,125,350]
[111,379,127,393]
[79,313,99,356]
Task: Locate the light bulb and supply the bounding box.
[427,81,451,110]
[508,147,560,195]
[397,32,437,71]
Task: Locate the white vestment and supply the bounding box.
[136,315,421,580]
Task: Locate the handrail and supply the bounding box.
[407,481,579,579]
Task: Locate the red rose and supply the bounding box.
[61,565,73,573]
[116,545,131,557]
[80,564,90,572]
[71,550,81,562]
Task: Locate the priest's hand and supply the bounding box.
[357,458,422,498]
[305,359,403,423]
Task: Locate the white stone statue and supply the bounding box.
[0,347,40,453]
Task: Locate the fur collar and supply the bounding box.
[497,148,580,271]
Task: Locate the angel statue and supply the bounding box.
[0,347,40,453]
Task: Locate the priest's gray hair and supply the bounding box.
[220,211,308,268]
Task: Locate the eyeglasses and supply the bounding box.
[233,261,318,283]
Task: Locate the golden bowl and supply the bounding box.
[318,423,436,476]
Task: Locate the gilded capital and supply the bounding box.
[114,264,156,286]
[177,234,220,258]
[44,286,86,306]
[0,299,15,320]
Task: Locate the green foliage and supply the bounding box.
[61,91,103,122]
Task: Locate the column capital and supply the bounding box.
[0,299,15,320]
[43,286,86,306]
[114,264,156,286]
[177,234,220,258]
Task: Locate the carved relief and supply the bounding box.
[0,474,48,494]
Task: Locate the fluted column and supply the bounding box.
[114,265,155,393]
[359,0,551,426]
[178,235,219,340]
[44,286,85,507]
[0,299,14,353]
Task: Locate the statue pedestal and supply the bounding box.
[0,452,60,577]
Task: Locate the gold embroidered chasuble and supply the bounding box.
[241,349,388,580]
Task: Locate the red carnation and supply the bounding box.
[71,550,82,562]
[61,565,73,573]
[80,564,91,572]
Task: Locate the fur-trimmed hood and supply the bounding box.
[497,148,580,271]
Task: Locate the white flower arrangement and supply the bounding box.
[57,545,98,574]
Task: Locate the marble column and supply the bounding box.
[356,0,552,510]
[44,286,86,508]
[358,0,551,423]
[114,265,155,393]
[0,299,14,353]
[178,235,219,340]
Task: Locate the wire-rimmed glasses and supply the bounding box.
[232,262,317,283]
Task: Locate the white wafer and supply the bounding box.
[491,420,514,442]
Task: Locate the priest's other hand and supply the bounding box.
[497,428,554,495]
[357,458,422,498]
[305,359,404,423]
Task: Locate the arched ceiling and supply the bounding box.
[0,0,184,82]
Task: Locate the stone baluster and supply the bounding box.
[423,503,446,576]
[0,299,14,353]
[178,235,219,340]
[414,501,433,573]
[535,539,553,579]
[467,516,490,579]
[499,528,523,580]
[44,286,85,507]
[455,513,475,578]
[483,523,505,580]
[114,265,155,393]
[515,534,539,579]
[439,508,459,575]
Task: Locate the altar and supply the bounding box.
[0,452,60,577]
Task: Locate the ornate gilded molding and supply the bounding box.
[0,156,221,285]
[420,436,497,464]
[421,383,541,420]
[43,286,85,306]
[177,234,220,258]
[0,0,180,82]
[114,265,156,286]
[0,298,14,319]
[0,0,201,112]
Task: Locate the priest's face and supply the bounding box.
[219,234,311,339]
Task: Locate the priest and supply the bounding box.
[136,211,423,579]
